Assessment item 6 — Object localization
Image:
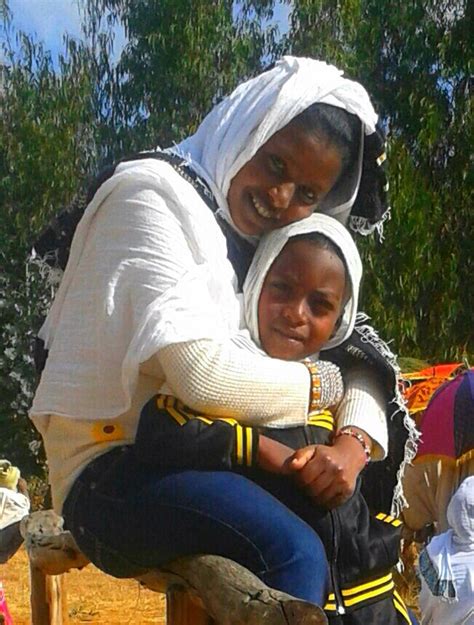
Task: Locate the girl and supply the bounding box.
[136,213,414,624]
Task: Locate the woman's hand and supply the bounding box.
[287,431,369,508]
[257,435,295,474]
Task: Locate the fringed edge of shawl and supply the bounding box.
[355,312,420,517]
[27,249,64,292]
[349,207,392,242]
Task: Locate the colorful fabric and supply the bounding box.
[403,364,462,416]
[415,369,474,465]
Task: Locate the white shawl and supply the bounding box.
[244,213,362,352]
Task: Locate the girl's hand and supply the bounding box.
[257,435,295,474]
[288,433,368,507]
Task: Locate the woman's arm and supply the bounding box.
[148,341,343,427]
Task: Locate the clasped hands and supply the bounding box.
[257,430,369,508]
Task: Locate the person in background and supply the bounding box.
[418,476,474,625]
[0,459,30,564]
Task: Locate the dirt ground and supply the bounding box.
[2,545,421,624]
[1,547,166,624]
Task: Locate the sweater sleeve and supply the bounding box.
[335,364,388,460]
[150,340,340,427]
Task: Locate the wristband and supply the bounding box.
[335,428,371,466]
[304,359,321,412]
[303,359,344,412]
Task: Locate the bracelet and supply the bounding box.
[304,359,321,413]
[335,428,371,466]
[303,359,344,412]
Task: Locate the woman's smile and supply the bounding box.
[272,325,307,342]
[250,193,275,220]
[227,121,343,236]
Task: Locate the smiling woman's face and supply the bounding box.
[227,122,343,236]
[257,239,347,361]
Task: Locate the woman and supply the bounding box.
[30,57,401,606]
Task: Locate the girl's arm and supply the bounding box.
[334,364,388,460]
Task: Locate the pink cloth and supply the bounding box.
[0,583,14,625]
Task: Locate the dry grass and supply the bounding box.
[1,547,166,624]
[396,541,422,621]
[2,545,422,624]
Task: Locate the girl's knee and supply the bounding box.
[267,515,329,577]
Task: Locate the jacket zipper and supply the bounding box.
[329,509,345,615]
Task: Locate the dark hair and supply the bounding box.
[291,102,361,182]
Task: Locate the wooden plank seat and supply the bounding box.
[20,510,327,625]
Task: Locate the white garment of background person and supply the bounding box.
[419,475,474,625]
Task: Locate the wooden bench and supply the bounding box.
[21,510,327,625]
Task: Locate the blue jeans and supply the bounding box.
[63,446,329,605]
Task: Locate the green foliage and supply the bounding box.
[84,0,276,156]
[283,0,473,361]
[0,30,100,475]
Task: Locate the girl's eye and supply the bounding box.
[268,155,285,175]
[309,296,333,315]
[299,186,317,205]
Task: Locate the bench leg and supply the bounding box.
[166,587,215,625]
[30,565,68,625]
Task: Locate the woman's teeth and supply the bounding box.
[251,194,274,219]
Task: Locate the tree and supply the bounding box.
[283,0,473,360]
[83,0,277,157]
[0,25,100,473]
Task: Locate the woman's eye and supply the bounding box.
[299,186,317,205]
[270,281,290,294]
[268,155,285,175]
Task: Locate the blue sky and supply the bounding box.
[4,1,290,65]
[4,0,126,63]
[6,0,84,50]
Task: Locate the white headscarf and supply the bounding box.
[243,213,362,354]
[170,56,378,238]
[420,476,474,605]
[0,488,30,531]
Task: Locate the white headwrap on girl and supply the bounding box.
[170,56,378,238]
[243,213,362,353]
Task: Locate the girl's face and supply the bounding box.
[257,239,347,361]
[227,121,343,236]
